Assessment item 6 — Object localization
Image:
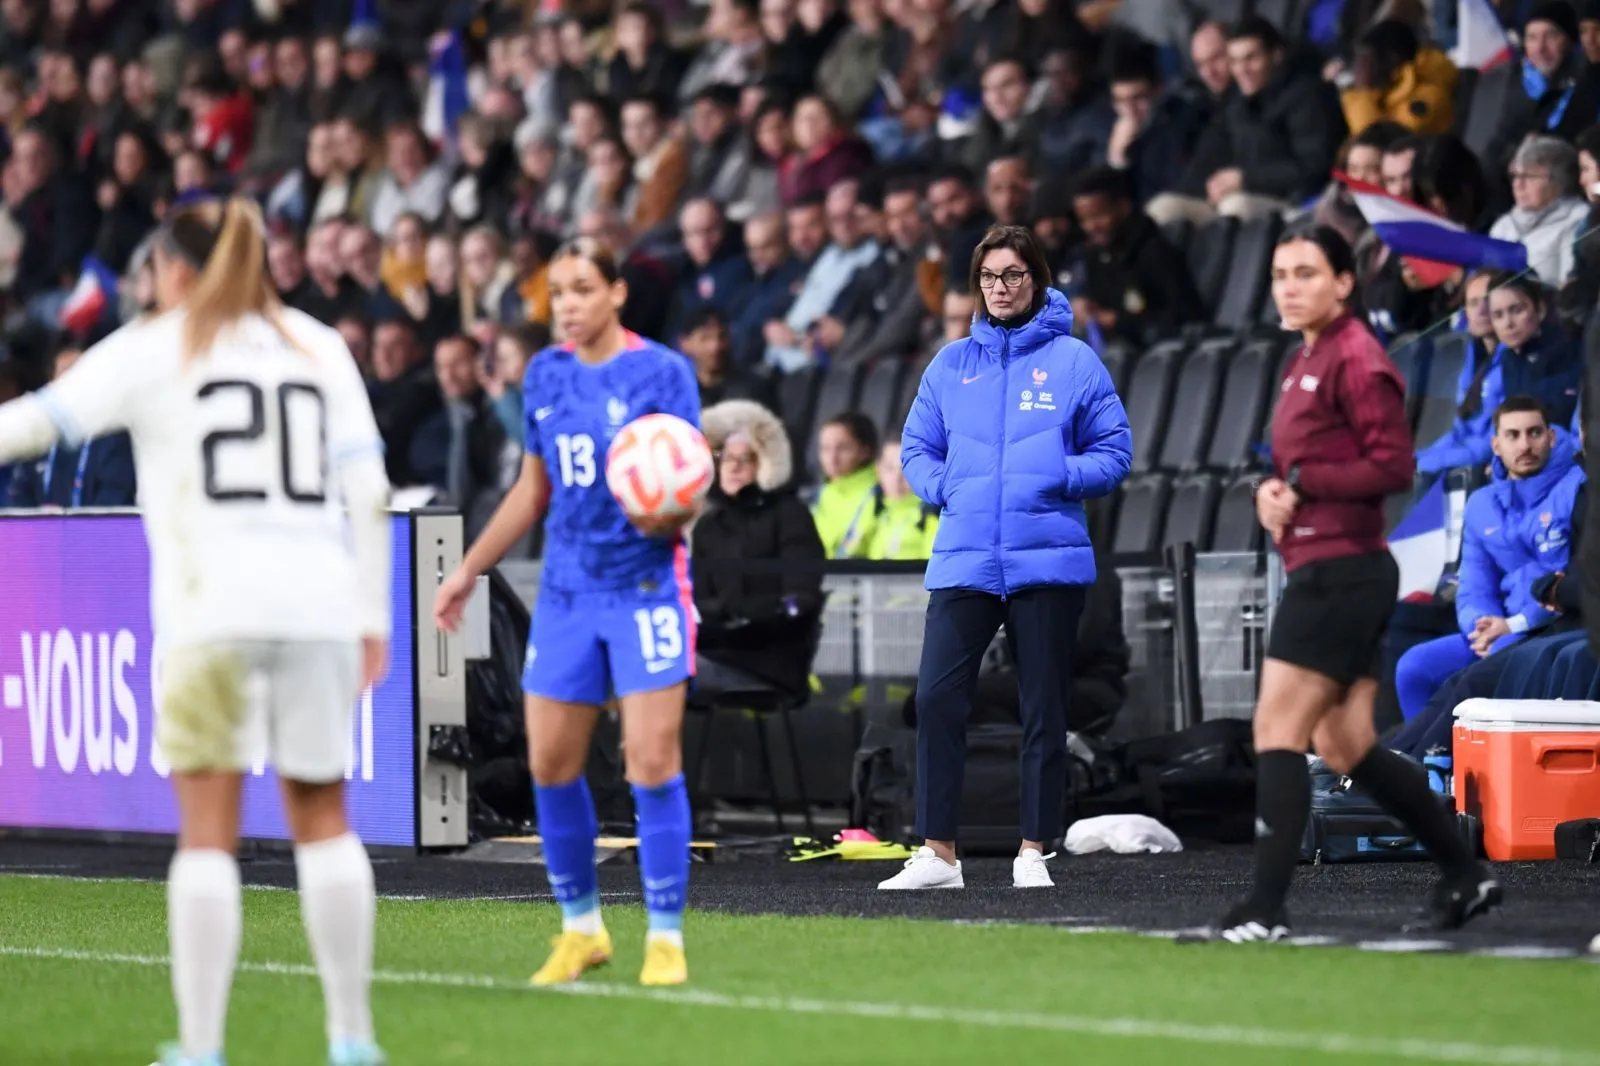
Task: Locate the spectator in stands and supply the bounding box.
[681,306,778,411]
[1395,397,1585,719]
[185,64,254,176]
[1339,20,1456,136]
[1033,37,1116,177]
[619,93,690,232]
[370,121,450,237]
[605,2,688,105]
[1417,273,1581,476]
[1068,166,1205,347]
[763,181,879,372]
[368,316,442,488]
[812,410,880,558]
[1483,3,1600,182]
[1103,37,1206,206]
[829,179,934,366]
[1183,21,1233,113]
[1311,122,1408,296]
[777,94,873,205]
[576,205,674,341]
[883,224,1130,892]
[336,314,374,378]
[8,126,94,311]
[1489,136,1589,287]
[5,345,134,508]
[487,323,548,442]
[815,0,893,122]
[940,288,977,343]
[963,57,1039,174]
[678,0,766,102]
[984,156,1033,228]
[415,334,520,537]
[728,209,804,367]
[926,165,989,289]
[724,96,788,221]
[1457,269,1499,372]
[669,197,752,340]
[1154,18,1346,225]
[1560,126,1600,331]
[684,84,748,205]
[864,440,938,560]
[693,398,826,694]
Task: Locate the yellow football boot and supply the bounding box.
[638,937,688,986]
[530,927,612,986]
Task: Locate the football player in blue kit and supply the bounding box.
[434,237,701,987]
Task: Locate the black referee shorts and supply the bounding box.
[1265,551,1399,688]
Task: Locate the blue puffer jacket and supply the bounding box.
[901,288,1132,594]
[1457,427,1586,636]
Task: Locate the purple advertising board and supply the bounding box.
[0,514,417,847]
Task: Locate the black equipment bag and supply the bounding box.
[1299,759,1429,864]
[1554,818,1600,861]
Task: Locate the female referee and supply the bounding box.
[1211,223,1498,943]
[434,239,702,986]
[0,197,394,1066]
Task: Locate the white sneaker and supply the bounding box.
[877,846,964,890]
[1013,849,1055,888]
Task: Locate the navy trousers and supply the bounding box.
[915,585,1086,844]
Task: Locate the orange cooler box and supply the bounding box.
[1452,699,1600,861]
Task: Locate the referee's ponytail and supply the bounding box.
[158,196,299,360]
[1275,220,1375,337]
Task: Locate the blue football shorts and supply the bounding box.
[522,583,697,704]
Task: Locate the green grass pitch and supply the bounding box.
[1,877,1597,1065]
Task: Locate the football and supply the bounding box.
[605,412,715,519]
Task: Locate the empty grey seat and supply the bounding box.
[805,364,866,477]
[1187,217,1239,314]
[1158,338,1231,471]
[1111,473,1172,556]
[1124,340,1182,473]
[1413,332,1469,453]
[776,365,821,450]
[1213,216,1283,331]
[856,360,907,443]
[1205,336,1278,471]
[1163,472,1222,551]
[1212,474,1262,553]
[1386,331,1429,429]
[889,350,938,437]
[1099,339,1133,395]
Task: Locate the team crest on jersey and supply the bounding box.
[608,397,628,426]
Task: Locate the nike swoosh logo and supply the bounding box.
[962,375,983,384]
[647,659,676,673]
[644,877,677,891]
[535,406,555,420]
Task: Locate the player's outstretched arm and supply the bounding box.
[434,453,550,632]
[0,395,62,466]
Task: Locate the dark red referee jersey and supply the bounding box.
[1270,313,1415,572]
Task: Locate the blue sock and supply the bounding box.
[533,777,600,928]
[631,774,691,936]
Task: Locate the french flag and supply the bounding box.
[1335,171,1528,285]
[59,255,117,335]
[1390,477,1453,600]
[1452,0,1515,71]
[422,29,470,149]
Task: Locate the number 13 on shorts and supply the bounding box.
[610,600,694,695]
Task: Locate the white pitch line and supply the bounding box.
[0,945,1595,1066]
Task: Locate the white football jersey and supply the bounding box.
[36,306,388,648]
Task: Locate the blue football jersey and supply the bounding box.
[523,333,701,593]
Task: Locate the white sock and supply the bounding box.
[564,907,603,936]
[167,848,242,1061]
[295,833,376,1046]
[646,929,684,949]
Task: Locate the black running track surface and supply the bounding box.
[2,837,1597,957]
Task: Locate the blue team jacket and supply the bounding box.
[1457,427,1586,635]
[1416,326,1582,475]
[900,288,1132,594]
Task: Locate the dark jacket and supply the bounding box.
[1181,60,1347,203]
[692,400,825,693]
[1533,481,1587,627]
[1112,93,1208,205]
[368,363,443,488]
[1077,212,1205,348]
[5,432,136,508]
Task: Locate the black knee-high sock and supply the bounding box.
[1251,750,1311,910]
[1348,746,1475,877]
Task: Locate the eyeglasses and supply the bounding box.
[977,269,1029,290]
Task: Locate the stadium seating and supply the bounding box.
[856,360,908,443]
[1204,335,1283,470]
[1156,337,1231,471]
[1188,218,1241,315]
[806,364,865,475]
[1412,332,1469,450]
[1124,340,1183,473]
[1112,472,1172,556]
[1212,474,1265,553]
[1164,473,1222,551]
[1213,217,1283,331]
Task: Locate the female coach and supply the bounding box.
[878,225,1132,891]
[1208,223,1498,943]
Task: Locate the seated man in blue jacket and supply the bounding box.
[1395,395,1584,719]
[5,347,135,508]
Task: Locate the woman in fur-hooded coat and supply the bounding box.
[691,400,826,693]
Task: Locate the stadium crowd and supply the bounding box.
[1,0,1600,761]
